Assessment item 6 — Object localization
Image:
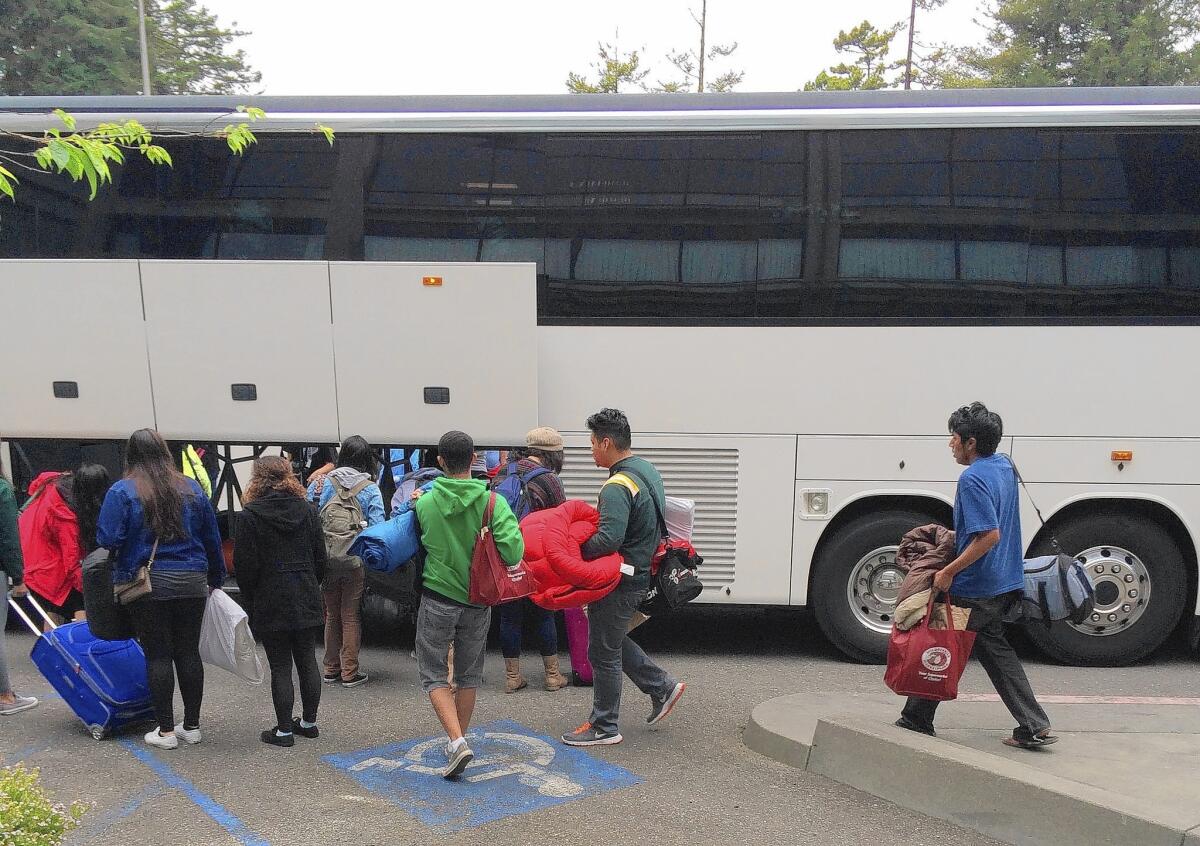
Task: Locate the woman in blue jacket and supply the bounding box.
[306,435,384,689]
[98,429,225,750]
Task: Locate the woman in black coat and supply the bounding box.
[234,456,327,747]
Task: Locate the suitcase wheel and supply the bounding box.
[571,672,593,688]
[89,725,107,741]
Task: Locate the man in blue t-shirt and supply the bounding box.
[896,403,1056,749]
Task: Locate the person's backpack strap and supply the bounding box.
[612,467,668,542]
[1037,580,1053,630]
[342,478,373,500]
[1006,454,1063,555]
[16,480,50,516]
[327,477,372,507]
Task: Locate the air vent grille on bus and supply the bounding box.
[562,447,738,590]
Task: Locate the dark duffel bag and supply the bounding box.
[82,548,135,641]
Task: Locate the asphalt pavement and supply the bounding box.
[3,605,1195,846]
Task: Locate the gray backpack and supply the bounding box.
[1009,456,1096,627]
[1022,553,1096,627]
[319,477,372,573]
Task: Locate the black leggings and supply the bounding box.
[133,597,207,733]
[261,628,322,731]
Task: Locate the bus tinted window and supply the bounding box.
[361,132,805,320]
[832,128,1200,320]
[2,121,1197,323]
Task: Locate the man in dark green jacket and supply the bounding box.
[1,465,39,715]
[413,431,524,778]
[562,409,684,747]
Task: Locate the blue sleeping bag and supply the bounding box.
[350,509,420,573]
[349,482,432,573]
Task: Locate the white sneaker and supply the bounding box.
[144,729,179,750]
[0,695,39,716]
[174,724,202,745]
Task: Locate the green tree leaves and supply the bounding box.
[957,0,1200,86]
[0,107,333,201]
[147,0,261,94]
[804,21,905,91]
[566,42,651,93]
[808,1,1200,90]
[0,0,259,96]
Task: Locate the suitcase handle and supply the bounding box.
[7,596,46,637]
[23,592,59,630]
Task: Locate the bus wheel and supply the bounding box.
[1024,511,1187,666]
[812,510,937,664]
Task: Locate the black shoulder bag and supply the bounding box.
[619,467,704,616]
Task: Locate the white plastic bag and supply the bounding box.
[199,589,264,685]
[665,496,695,542]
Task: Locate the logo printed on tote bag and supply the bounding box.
[921,646,952,672]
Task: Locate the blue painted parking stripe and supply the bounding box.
[1,741,52,765]
[119,739,270,846]
[76,784,167,839]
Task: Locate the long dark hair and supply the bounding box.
[337,435,378,477]
[58,464,112,554]
[125,429,189,540]
[508,446,564,474]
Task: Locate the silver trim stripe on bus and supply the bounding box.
[3,104,1200,133]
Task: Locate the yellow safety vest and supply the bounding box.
[181,445,212,498]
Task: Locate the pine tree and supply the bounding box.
[0,0,143,95]
[951,0,1200,87]
[0,0,260,96]
[148,0,261,94]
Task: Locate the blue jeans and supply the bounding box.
[498,599,557,659]
[587,584,675,735]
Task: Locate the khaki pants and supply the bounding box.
[322,567,365,681]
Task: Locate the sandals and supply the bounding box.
[1003,729,1059,749]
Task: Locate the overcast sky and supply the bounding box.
[198,0,990,95]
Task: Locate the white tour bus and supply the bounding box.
[2,88,1198,667]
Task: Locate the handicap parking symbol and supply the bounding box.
[323,719,641,832]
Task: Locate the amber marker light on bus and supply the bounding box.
[423,276,443,287]
[1111,451,1133,462]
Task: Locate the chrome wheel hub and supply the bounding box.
[847,546,904,635]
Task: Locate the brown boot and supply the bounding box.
[542,655,569,691]
[504,658,528,693]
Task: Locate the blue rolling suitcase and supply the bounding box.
[9,595,154,740]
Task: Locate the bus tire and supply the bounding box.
[1023,511,1187,666]
[812,510,936,664]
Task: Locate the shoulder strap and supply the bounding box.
[17,483,47,516]
[481,492,496,535]
[331,477,372,503]
[614,467,668,541]
[1006,454,1062,554]
[520,465,551,483]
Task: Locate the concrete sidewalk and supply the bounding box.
[745,690,1200,846]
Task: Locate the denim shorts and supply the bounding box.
[416,592,490,693]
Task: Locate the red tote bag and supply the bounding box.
[884,596,977,702]
[468,493,535,606]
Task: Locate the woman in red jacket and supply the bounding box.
[19,464,111,628]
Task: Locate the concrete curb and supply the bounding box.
[746,694,1200,846]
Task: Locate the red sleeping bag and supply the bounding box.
[520,500,623,611]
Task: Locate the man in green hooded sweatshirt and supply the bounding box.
[413,430,525,779]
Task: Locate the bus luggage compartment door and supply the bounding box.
[0,260,154,439]
[329,262,538,446]
[140,260,339,442]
